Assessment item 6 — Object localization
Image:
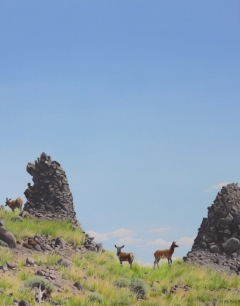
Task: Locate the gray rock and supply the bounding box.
[231,215,240,230]
[34,245,42,251]
[96,243,103,253]
[0,227,16,248]
[0,239,9,247]
[26,257,36,266]
[11,216,23,222]
[199,242,207,249]
[218,218,231,228]
[7,261,16,269]
[210,245,219,253]
[73,282,84,290]
[19,301,32,306]
[26,162,35,175]
[35,213,44,218]
[85,245,96,251]
[222,238,240,255]
[36,270,45,276]
[40,244,53,252]
[55,237,65,248]
[45,205,54,212]
[57,258,72,267]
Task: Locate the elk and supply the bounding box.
[5,197,23,212]
[115,245,134,268]
[153,241,179,269]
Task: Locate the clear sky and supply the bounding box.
[0,1,239,265]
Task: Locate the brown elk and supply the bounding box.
[153,241,179,269]
[5,197,23,212]
[115,245,134,268]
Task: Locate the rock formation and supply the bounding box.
[184,183,240,274]
[84,233,104,252]
[23,152,79,226]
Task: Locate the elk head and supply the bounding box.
[115,245,124,256]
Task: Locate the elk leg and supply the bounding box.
[153,259,157,269]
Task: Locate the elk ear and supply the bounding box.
[115,245,117,248]
[121,245,124,248]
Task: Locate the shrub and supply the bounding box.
[88,292,102,303]
[24,276,55,293]
[113,278,131,288]
[129,278,148,298]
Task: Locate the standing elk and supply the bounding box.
[153,241,179,269]
[115,245,134,268]
[5,197,23,212]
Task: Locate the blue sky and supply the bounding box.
[0,1,239,265]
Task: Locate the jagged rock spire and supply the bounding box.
[184,183,240,274]
[192,183,240,253]
[23,152,79,226]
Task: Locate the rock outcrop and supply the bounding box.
[84,233,104,253]
[0,225,17,248]
[23,152,79,225]
[184,183,240,274]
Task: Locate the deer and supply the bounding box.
[115,245,134,268]
[5,197,23,212]
[153,241,179,269]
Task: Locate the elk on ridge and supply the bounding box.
[115,245,134,268]
[5,197,23,212]
[153,241,179,269]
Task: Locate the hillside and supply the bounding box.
[0,210,240,306]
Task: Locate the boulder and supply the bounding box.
[73,282,84,291]
[231,215,240,231]
[0,227,16,248]
[55,237,65,248]
[26,257,36,266]
[0,239,9,247]
[26,163,35,175]
[222,238,240,255]
[210,245,219,253]
[96,243,103,253]
[57,258,72,267]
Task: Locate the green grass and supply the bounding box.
[1,209,240,305]
[31,253,62,266]
[0,208,85,245]
[0,247,14,265]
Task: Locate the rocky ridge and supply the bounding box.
[184,183,240,274]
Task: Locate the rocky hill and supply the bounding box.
[184,183,240,275]
[2,154,240,305]
[2,210,240,306]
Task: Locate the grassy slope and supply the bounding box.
[0,210,240,305]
